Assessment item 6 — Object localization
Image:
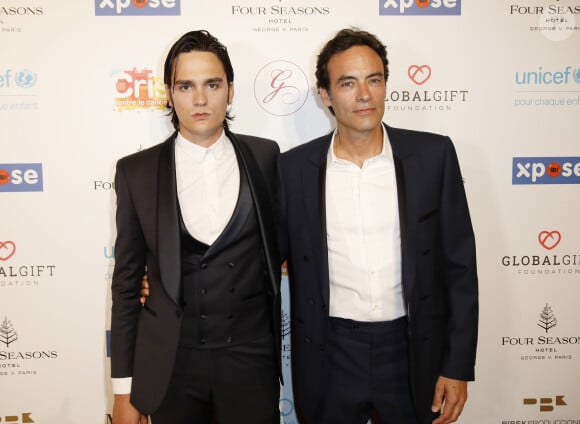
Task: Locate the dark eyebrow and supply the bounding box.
[336,72,384,83]
[174,76,225,85]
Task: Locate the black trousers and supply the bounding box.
[151,334,279,424]
[317,316,421,424]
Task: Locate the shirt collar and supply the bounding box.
[175,130,228,163]
[327,124,393,166]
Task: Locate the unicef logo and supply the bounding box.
[254,60,309,116]
[15,70,37,88]
[573,68,580,84]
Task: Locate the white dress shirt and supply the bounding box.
[175,131,239,244]
[325,127,405,322]
[112,130,240,394]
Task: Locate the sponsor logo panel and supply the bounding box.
[0,69,39,112]
[0,241,57,288]
[379,0,461,16]
[0,164,43,192]
[512,157,580,185]
[95,0,180,16]
[253,60,309,116]
[385,64,469,113]
[500,230,579,277]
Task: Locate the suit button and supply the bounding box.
[228,314,234,320]
[228,262,235,269]
[175,308,182,317]
[200,314,207,320]
[305,337,311,344]
[201,263,207,269]
[201,288,207,295]
[227,337,232,344]
[200,338,206,344]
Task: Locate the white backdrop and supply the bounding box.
[1,1,579,423]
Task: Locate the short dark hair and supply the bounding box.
[163,30,234,130]
[315,28,389,92]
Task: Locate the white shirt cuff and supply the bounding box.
[111,377,132,394]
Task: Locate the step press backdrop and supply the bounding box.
[1,1,579,423]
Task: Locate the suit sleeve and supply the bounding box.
[110,159,147,379]
[438,138,478,381]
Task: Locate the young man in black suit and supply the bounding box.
[110,30,281,424]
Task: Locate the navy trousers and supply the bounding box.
[317,316,421,424]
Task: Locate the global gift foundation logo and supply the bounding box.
[0,164,43,192]
[379,0,461,16]
[0,241,16,261]
[95,0,180,16]
[0,240,56,288]
[500,230,579,277]
[385,64,468,112]
[254,60,309,116]
[512,157,580,184]
[500,303,578,362]
[112,68,166,111]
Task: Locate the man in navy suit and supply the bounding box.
[110,31,281,424]
[278,28,478,424]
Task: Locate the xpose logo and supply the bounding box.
[95,0,180,16]
[379,0,461,16]
[512,157,580,184]
[0,164,43,192]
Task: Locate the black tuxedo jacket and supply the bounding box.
[279,124,478,423]
[110,129,281,414]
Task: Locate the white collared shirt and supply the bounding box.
[112,130,240,394]
[175,131,240,244]
[325,126,405,322]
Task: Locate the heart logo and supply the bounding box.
[408,65,432,85]
[0,240,16,261]
[538,231,561,250]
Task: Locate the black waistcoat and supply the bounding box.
[178,161,271,349]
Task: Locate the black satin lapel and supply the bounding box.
[157,137,181,306]
[228,131,280,297]
[394,157,407,248]
[204,159,252,258]
[303,158,330,307]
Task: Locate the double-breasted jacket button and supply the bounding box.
[201,263,208,269]
[228,262,235,269]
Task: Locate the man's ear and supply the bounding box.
[319,87,332,107]
[228,82,234,105]
[165,85,173,107]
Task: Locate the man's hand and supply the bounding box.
[139,275,150,305]
[112,394,148,424]
[431,376,468,424]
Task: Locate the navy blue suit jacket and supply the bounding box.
[278,124,478,423]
